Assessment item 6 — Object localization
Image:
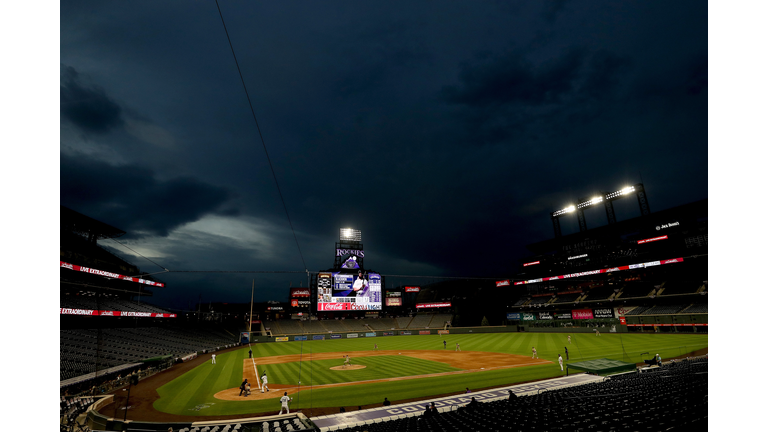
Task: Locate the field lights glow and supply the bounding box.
[552,205,576,217]
[606,186,635,200]
[577,196,604,209]
[339,228,362,242]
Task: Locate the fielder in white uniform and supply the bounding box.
[261,373,269,392]
[558,354,563,371]
[279,392,292,414]
[211,354,216,364]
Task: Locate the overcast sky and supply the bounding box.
[56,0,709,309]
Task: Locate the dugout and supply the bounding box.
[566,358,637,376]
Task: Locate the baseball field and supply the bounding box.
[149,332,707,417]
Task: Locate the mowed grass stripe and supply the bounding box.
[154,332,707,415]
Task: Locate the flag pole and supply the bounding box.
[249,279,254,333]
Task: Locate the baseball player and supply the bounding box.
[568,335,571,344]
[558,354,563,371]
[261,372,269,392]
[374,344,378,351]
[279,392,292,414]
[532,347,538,359]
[456,343,461,352]
[564,346,569,360]
[211,353,216,364]
[443,340,447,349]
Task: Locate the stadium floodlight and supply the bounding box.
[606,185,636,200]
[339,228,362,242]
[577,196,604,209]
[552,205,576,217]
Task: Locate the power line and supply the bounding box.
[214,0,307,272]
[108,237,169,272]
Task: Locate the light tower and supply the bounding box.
[334,228,364,269]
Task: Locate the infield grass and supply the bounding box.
[153,332,708,416]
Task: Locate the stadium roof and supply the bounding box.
[61,206,126,240]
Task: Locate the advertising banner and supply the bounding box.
[365,332,377,337]
[385,291,402,297]
[331,334,342,339]
[385,298,403,306]
[294,336,308,341]
[400,331,412,335]
[516,258,684,285]
[312,335,325,340]
[60,261,165,287]
[627,323,707,327]
[637,235,668,244]
[619,317,627,325]
[437,330,450,335]
[506,312,521,320]
[496,280,510,287]
[275,337,289,342]
[537,312,554,320]
[556,312,572,319]
[347,333,358,338]
[59,308,176,318]
[405,286,421,292]
[416,302,452,309]
[240,332,250,342]
[290,288,310,297]
[365,311,379,317]
[523,261,540,267]
[419,330,431,335]
[522,313,536,321]
[593,308,614,318]
[572,309,594,319]
[615,306,636,316]
[383,331,394,336]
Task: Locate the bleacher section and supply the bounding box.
[641,304,687,315]
[428,314,453,328]
[61,296,170,314]
[333,358,708,432]
[303,319,327,334]
[366,317,399,330]
[407,314,433,329]
[659,281,703,296]
[581,284,616,301]
[624,306,650,316]
[60,326,235,381]
[617,282,654,299]
[395,316,413,328]
[680,303,708,314]
[528,296,552,305]
[552,293,580,304]
[271,319,304,335]
[321,319,357,333]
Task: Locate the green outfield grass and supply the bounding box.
[153,332,708,416]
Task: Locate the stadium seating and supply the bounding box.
[624,305,650,316]
[333,358,708,432]
[61,296,170,314]
[642,304,687,315]
[617,281,655,299]
[528,296,552,305]
[407,315,433,329]
[680,303,708,314]
[552,293,580,304]
[60,325,234,381]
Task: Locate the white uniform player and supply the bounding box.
[279,392,292,414]
[261,373,269,392]
[211,354,216,364]
[558,354,563,371]
[532,347,538,359]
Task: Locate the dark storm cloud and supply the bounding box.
[60,152,236,237]
[542,0,573,22]
[442,49,585,107]
[60,64,123,133]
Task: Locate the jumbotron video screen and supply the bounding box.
[317,271,382,311]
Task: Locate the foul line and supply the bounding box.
[249,343,261,389]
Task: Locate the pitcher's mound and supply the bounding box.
[330,364,367,371]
